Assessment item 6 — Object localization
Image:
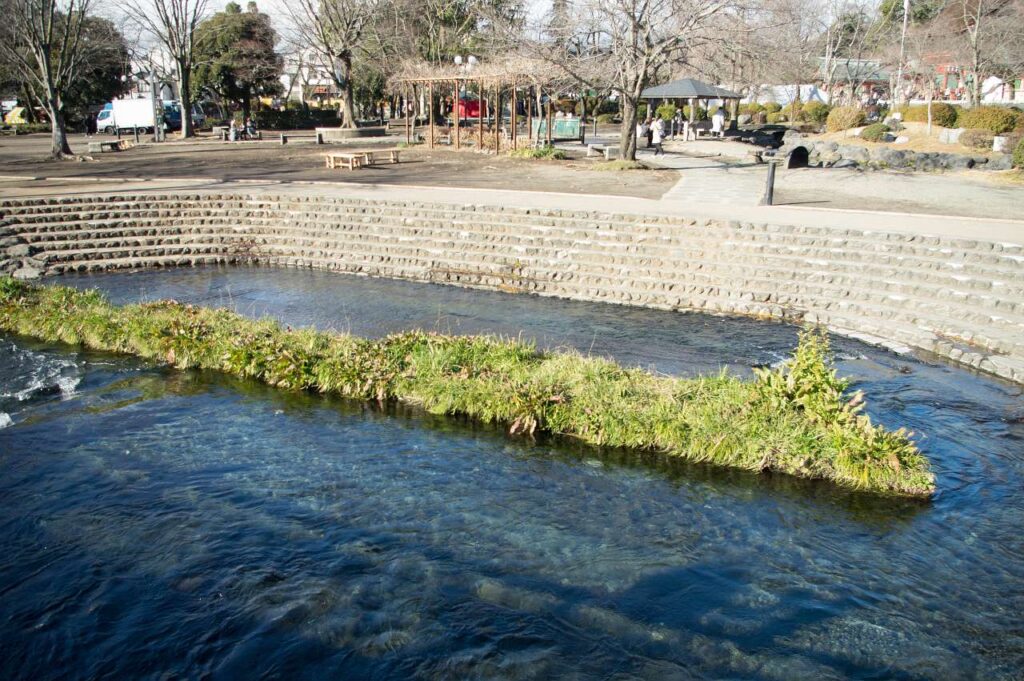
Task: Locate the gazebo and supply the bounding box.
[640,78,743,123]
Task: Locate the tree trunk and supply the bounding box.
[241,94,251,122]
[178,59,195,139]
[339,55,356,129]
[620,97,638,161]
[45,94,72,159]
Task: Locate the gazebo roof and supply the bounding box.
[640,78,742,100]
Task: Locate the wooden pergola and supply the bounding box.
[392,59,572,152]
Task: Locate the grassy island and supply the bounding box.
[0,278,935,497]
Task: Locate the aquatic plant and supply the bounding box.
[0,278,935,497]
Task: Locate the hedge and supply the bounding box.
[1013,137,1024,169]
[957,106,1021,134]
[901,103,958,128]
[803,101,831,124]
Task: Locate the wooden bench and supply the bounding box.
[357,149,401,165]
[323,152,364,170]
[586,143,618,160]
[87,140,132,154]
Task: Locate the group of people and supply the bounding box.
[228,117,259,141]
[637,107,731,153]
[636,117,667,155]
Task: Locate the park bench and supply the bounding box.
[323,152,365,170]
[87,139,132,154]
[357,149,401,165]
[586,143,618,160]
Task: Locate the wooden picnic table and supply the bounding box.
[323,149,401,170]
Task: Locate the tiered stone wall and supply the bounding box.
[2,192,1022,383]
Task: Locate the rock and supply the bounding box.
[993,135,1012,153]
[12,265,41,280]
[836,145,869,163]
[824,141,838,152]
[737,114,752,125]
[6,244,30,257]
[893,135,910,144]
[832,159,859,169]
[985,154,1014,171]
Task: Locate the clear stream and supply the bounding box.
[1,267,1022,680]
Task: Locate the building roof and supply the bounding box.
[640,78,742,100]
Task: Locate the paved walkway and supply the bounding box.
[637,148,766,205]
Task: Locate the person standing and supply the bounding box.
[645,118,654,148]
[636,118,648,149]
[652,117,665,155]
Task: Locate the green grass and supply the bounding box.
[509,146,567,160]
[0,278,935,497]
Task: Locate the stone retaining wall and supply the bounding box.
[1,192,1022,383]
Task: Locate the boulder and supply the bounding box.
[832,159,859,169]
[12,265,41,280]
[943,154,975,170]
[6,244,30,258]
[893,135,910,144]
[836,145,870,163]
[985,154,1014,171]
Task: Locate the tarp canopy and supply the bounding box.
[640,79,742,100]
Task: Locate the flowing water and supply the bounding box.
[2,266,1022,680]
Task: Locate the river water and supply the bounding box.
[2,266,1022,680]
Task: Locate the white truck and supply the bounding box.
[96,99,181,135]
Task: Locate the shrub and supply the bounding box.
[766,112,785,124]
[596,113,616,124]
[803,101,831,124]
[826,106,867,132]
[655,102,678,121]
[14,123,51,134]
[740,102,765,115]
[764,102,782,114]
[637,104,648,120]
[959,128,994,150]
[751,111,767,125]
[1013,136,1024,168]
[510,146,567,160]
[860,122,890,142]
[682,105,707,120]
[900,103,958,128]
[782,102,802,122]
[957,106,1021,134]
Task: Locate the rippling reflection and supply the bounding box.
[1,266,1022,680]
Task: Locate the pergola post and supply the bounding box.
[454,79,461,150]
[526,89,533,144]
[404,86,411,144]
[494,83,500,152]
[546,97,553,145]
[477,79,485,148]
[428,82,435,149]
[511,81,518,148]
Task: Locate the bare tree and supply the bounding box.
[548,0,738,160]
[943,0,1024,105]
[125,0,208,138]
[0,0,95,158]
[288,0,381,128]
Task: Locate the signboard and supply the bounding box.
[531,118,583,140]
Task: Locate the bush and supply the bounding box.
[900,103,958,128]
[682,105,707,120]
[803,101,831,124]
[764,102,782,114]
[751,111,767,125]
[1013,136,1024,168]
[957,106,1021,134]
[959,128,994,150]
[826,106,867,132]
[766,112,785,124]
[860,122,890,142]
[510,146,566,160]
[782,102,802,122]
[596,113,616,124]
[740,102,765,115]
[14,123,51,134]
[655,102,678,121]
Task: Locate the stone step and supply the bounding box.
[25,224,1024,313]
